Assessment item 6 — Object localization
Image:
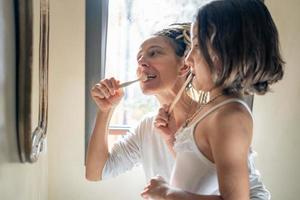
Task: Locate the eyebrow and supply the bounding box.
[136,45,164,59]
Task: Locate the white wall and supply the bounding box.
[0,0,48,200]
[252,0,300,200]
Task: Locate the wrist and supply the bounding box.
[165,188,188,200]
[165,137,175,147]
[97,107,115,115]
[96,108,115,124]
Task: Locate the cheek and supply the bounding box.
[164,65,179,80]
[197,56,211,74]
[190,65,196,74]
[156,59,177,74]
[193,61,212,84]
[191,76,201,90]
[214,59,222,76]
[136,67,141,75]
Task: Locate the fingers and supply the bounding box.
[140,190,149,200]
[155,175,164,181]
[162,104,170,113]
[97,83,111,98]
[141,176,167,200]
[154,105,170,127]
[91,77,120,99]
[90,77,125,111]
[99,78,116,96]
[148,176,165,186]
[111,78,120,90]
[91,84,105,99]
[101,77,120,95]
[141,183,153,199]
[141,179,156,199]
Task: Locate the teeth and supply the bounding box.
[147,74,156,80]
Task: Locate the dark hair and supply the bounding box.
[196,0,284,95]
[154,23,191,58]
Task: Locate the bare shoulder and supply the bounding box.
[208,101,253,154]
[212,102,252,139]
[193,101,253,136]
[192,100,253,163]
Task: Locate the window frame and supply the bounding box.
[85,0,109,155]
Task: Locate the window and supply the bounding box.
[85,0,253,160]
[105,0,207,134]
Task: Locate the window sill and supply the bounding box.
[108,125,131,135]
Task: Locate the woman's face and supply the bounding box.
[185,22,215,91]
[136,36,184,95]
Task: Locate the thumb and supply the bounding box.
[155,175,164,181]
[162,104,170,112]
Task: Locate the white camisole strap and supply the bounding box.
[189,98,253,127]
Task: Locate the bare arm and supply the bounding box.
[210,105,252,200]
[85,77,123,181]
[85,109,114,181]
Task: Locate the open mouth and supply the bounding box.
[145,74,157,81]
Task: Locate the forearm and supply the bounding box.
[85,109,114,181]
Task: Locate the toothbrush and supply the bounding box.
[168,73,194,114]
[119,75,148,88]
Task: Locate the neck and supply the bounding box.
[208,85,223,95]
[174,93,198,128]
[156,90,197,129]
[155,77,186,105]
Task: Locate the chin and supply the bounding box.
[139,82,159,95]
[141,88,156,95]
[191,79,201,91]
[140,85,159,95]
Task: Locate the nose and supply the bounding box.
[185,50,194,72]
[136,56,149,77]
[185,50,192,66]
[137,56,149,68]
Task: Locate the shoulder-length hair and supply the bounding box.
[196,0,284,95]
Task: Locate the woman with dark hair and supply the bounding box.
[141,0,284,199]
[86,23,195,182]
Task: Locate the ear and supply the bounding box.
[178,63,190,77]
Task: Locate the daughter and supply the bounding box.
[142,1,283,199]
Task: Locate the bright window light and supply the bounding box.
[105,0,207,130]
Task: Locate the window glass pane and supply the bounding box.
[105,0,207,128]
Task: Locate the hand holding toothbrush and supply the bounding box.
[90,75,148,111]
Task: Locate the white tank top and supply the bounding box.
[170,98,254,195]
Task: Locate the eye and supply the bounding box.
[190,43,200,54]
[136,54,142,61]
[148,47,165,57]
[136,56,141,61]
[149,50,159,57]
[193,43,199,48]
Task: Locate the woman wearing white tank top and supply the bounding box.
[141,0,284,200]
